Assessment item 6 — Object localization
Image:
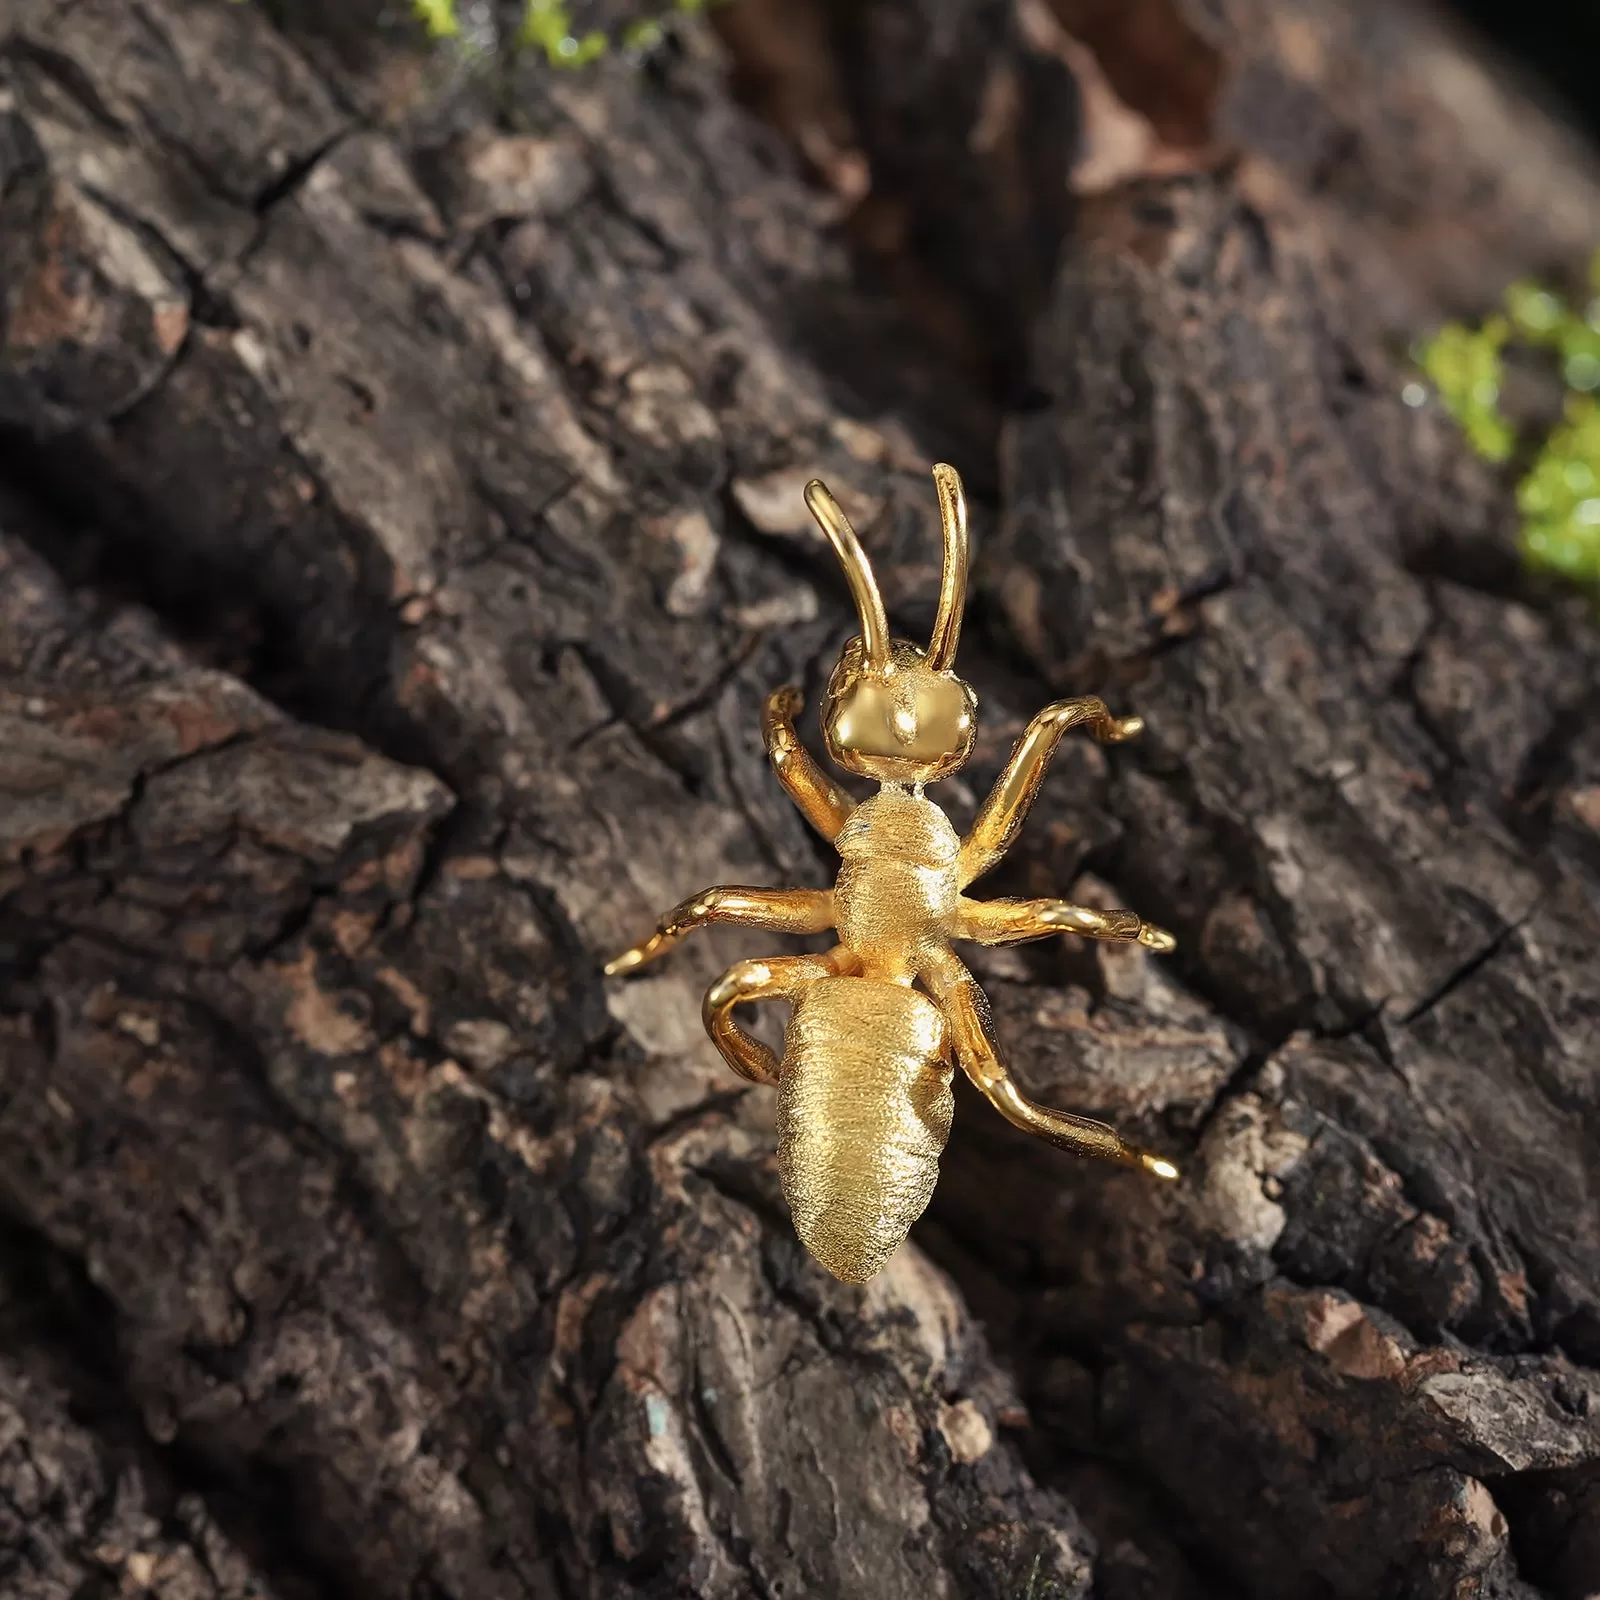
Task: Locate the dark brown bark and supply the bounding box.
[0,1,1598,1597]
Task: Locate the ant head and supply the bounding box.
[809,464,977,786]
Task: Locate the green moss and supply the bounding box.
[1417,314,1515,462]
[1415,248,1600,602]
[1518,394,1600,586]
[411,0,462,38]
[392,0,715,64]
[518,2,608,66]
[619,16,663,49]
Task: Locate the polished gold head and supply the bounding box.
[807,464,977,786]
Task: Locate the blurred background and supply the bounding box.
[1452,0,1600,142]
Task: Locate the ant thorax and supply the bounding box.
[832,787,960,983]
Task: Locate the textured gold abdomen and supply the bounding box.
[777,978,953,1283]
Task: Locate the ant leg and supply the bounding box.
[764,687,856,844]
[604,887,833,977]
[921,945,1179,1180]
[954,896,1175,954]
[704,946,861,1085]
[957,698,1143,889]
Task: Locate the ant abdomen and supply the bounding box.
[777,979,953,1284]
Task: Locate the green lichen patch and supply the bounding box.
[401,0,714,64]
[1415,249,1600,600]
[411,0,462,38]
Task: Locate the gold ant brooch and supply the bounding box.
[607,464,1178,1283]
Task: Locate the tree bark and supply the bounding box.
[1,1,1598,1597]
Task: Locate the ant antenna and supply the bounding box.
[927,463,969,671]
[805,479,891,669]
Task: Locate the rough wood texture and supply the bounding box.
[1,1,1598,1596]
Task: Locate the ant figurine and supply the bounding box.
[607,464,1178,1283]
